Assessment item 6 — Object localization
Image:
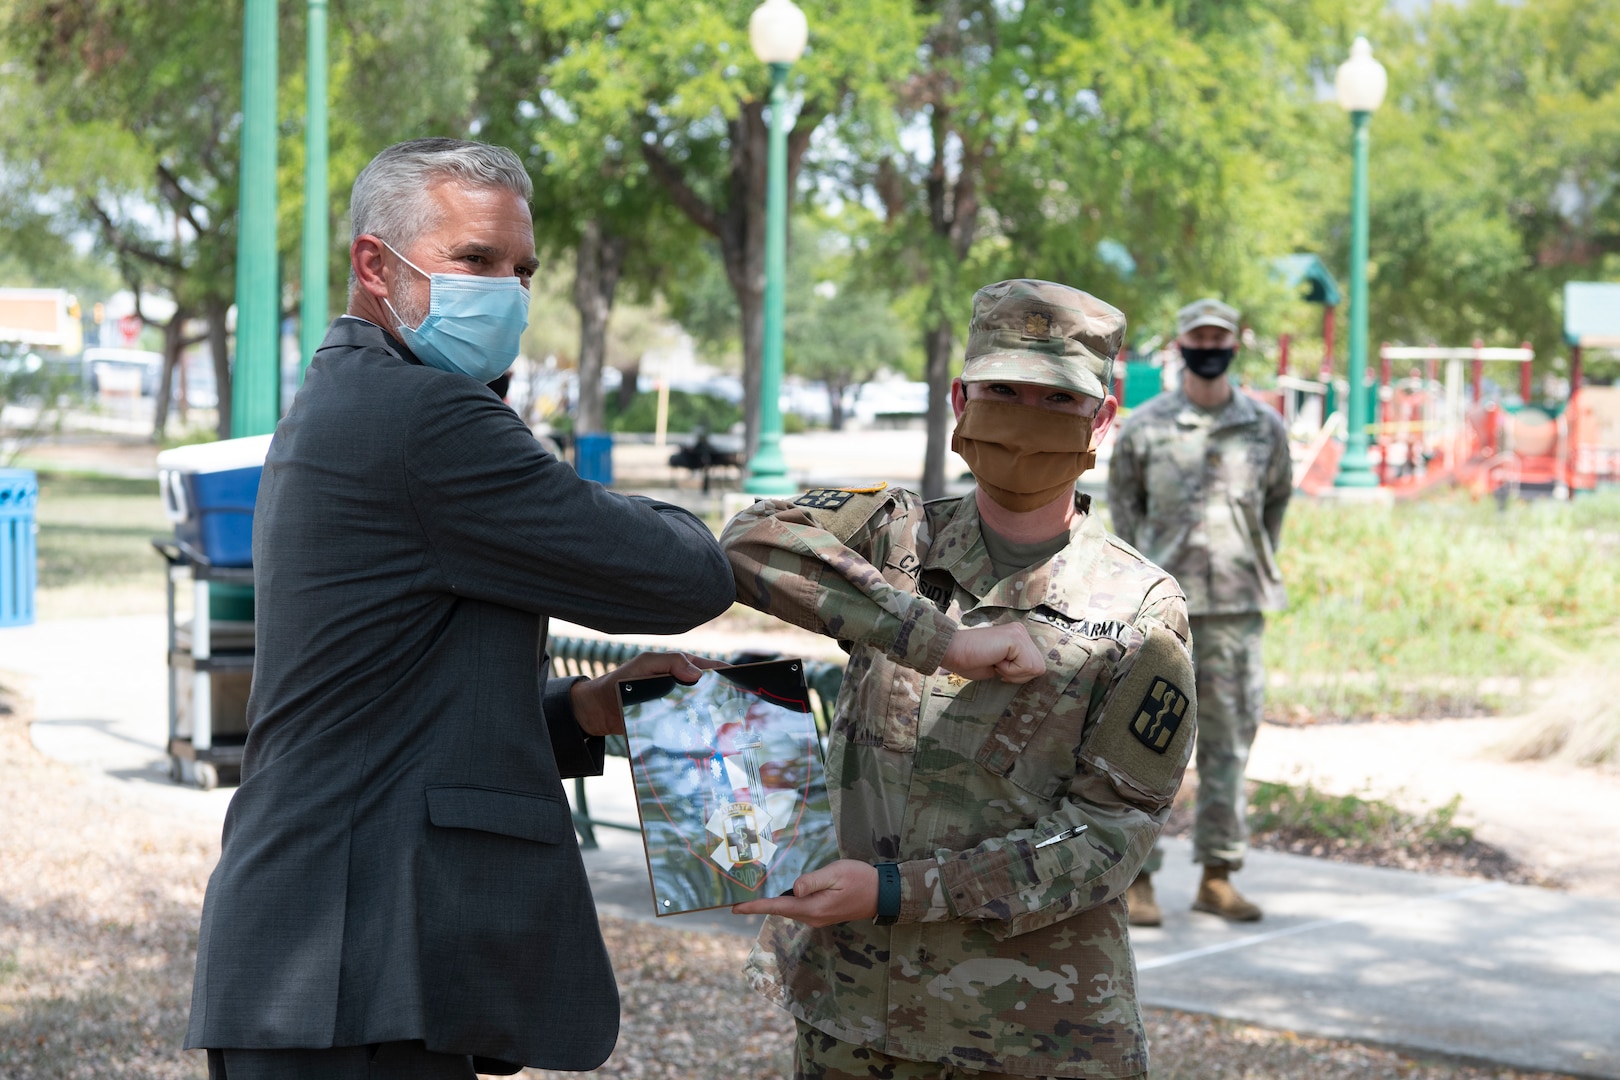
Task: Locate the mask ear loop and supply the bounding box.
[379,238,430,280]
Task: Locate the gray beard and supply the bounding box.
[388,277,430,332]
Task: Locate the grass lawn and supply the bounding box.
[1266,489,1620,719]
[31,473,170,618]
[24,467,1620,723]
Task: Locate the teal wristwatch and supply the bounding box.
[874,862,901,926]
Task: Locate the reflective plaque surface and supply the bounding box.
[620,659,838,916]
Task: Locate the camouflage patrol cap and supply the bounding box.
[962,279,1126,399]
[1176,297,1240,336]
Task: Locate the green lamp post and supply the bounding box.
[299,0,330,377]
[1332,36,1388,489]
[232,0,280,437]
[743,0,808,496]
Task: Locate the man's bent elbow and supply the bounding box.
[652,554,736,632]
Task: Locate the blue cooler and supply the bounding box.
[157,435,274,567]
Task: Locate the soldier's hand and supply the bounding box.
[941,623,1044,684]
[569,651,724,738]
[730,859,878,927]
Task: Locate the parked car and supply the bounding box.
[82,346,164,396]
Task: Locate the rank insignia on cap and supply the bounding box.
[1023,311,1054,337]
[1130,677,1190,754]
[795,488,856,510]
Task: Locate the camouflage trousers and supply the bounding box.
[1143,612,1266,873]
[793,1021,1145,1080]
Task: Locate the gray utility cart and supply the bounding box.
[152,539,254,790]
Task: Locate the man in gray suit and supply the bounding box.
[185,139,736,1078]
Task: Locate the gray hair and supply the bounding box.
[347,138,533,295]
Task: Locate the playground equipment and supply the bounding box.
[1112,274,1619,503]
[1365,343,1560,499]
[1290,334,1619,500]
[1563,282,1620,491]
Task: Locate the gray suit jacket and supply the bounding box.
[185,318,735,1069]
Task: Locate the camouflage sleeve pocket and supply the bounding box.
[1078,625,1196,807]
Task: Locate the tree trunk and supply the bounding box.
[921,319,955,499]
[731,264,764,453]
[827,376,847,431]
[208,299,232,439]
[615,361,640,414]
[719,104,770,459]
[918,92,981,500]
[573,219,627,435]
[641,98,822,461]
[151,308,188,442]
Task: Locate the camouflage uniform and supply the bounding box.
[1106,385,1291,870]
[721,484,1195,1078]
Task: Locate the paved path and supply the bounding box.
[3,614,1616,1078]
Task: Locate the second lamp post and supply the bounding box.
[742,0,807,496]
[1333,35,1388,489]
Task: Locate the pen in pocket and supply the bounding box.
[1035,824,1089,849]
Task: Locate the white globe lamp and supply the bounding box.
[1335,36,1388,113]
[749,0,808,65]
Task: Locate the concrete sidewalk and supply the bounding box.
[3,613,1616,1078]
[576,778,1619,1079]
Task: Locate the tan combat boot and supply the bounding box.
[1125,871,1162,927]
[1192,865,1262,921]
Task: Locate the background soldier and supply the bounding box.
[1106,297,1292,925]
[725,279,1196,1079]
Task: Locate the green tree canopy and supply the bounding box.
[519,0,917,455]
[0,0,483,436]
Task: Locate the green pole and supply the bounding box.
[1335,109,1378,488]
[232,0,280,437]
[743,62,797,496]
[299,0,329,377]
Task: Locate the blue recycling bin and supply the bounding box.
[575,432,614,486]
[0,468,38,627]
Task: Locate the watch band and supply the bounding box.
[874,862,901,926]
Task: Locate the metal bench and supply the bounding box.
[667,432,744,492]
[548,634,844,848]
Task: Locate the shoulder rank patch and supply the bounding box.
[1130,677,1190,753]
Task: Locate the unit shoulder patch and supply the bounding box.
[791,486,892,545]
[795,488,858,510]
[1082,624,1197,798]
[1129,676,1191,754]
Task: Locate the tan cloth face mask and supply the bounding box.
[951,399,1097,513]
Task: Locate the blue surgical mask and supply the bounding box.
[382,241,530,382]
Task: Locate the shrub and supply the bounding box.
[607,390,741,435]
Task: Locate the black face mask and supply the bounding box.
[1181,346,1235,380]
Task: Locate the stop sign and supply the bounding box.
[118,314,142,345]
